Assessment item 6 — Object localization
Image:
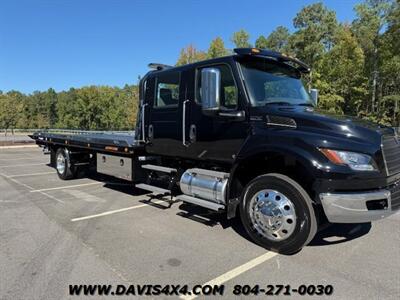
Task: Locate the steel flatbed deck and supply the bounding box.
[30,130,144,155]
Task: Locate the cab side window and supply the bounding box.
[196,65,238,109]
[154,71,180,108]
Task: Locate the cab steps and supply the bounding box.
[141,164,177,174]
[135,183,170,195]
[175,194,225,211]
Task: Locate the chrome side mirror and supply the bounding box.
[201,68,220,114]
[310,89,318,107]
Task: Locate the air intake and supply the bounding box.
[266,115,297,128]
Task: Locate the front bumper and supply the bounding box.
[320,183,400,223]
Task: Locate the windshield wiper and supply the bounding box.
[264,101,293,106]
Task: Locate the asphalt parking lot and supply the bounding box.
[1,146,399,300]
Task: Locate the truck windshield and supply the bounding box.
[239,58,312,107]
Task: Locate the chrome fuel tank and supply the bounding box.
[180,168,229,204]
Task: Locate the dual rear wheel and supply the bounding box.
[55,148,77,180]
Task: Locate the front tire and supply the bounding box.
[240,173,317,254]
[55,148,76,180]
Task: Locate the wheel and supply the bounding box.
[240,173,317,254]
[55,148,76,180]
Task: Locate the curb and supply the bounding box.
[0,144,38,149]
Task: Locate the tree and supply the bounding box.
[231,29,252,48]
[291,2,338,67]
[176,44,207,66]
[0,92,23,135]
[352,0,392,113]
[255,35,268,49]
[265,26,290,52]
[207,37,229,58]
[318,25,367,115]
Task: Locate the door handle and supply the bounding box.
[189,124,196,143]
[218,110,245,120]
[182,100,189,146]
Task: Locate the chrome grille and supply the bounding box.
[382,134,400,176]
[390,183,400,211]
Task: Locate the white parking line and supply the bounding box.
[0,172,64,203]
[180,251,278,300]
[0,172,36,191]
[9,171,55,178]
[0,163,45,168]
[30,182,102,193]
[0,144,38,149]
[71,200,165,222]
[0,157,46,161]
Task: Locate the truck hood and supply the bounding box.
[252,105,392,145]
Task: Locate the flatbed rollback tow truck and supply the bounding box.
[30,48,400,254]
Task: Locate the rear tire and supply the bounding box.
[55,148,76,180]
[240,173,317,254]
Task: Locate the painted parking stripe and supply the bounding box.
[30,182,102,193]
[9,171,55,178]
[0,172,65,203]
[71,200,165,222]
[0,163,45,168]
[0,145,38,149]
[0,157,47,161]
[180,251,278,300]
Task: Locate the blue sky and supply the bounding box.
[0,0,361,94]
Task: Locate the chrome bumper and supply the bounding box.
[320,189,396,223]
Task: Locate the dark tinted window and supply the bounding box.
[154,71,180,108]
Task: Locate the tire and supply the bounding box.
[240,173,317,254]
[55,148,76,180]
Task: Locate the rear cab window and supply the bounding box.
[154,71,180,108]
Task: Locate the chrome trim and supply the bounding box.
[381,137,390,176]
[218,111,245,118]
[182,100,189,146]
[141,103,148,143]
[266,115,297,128]
[266,122,297,128]
[320,189,395,223]
[249,189,297,241]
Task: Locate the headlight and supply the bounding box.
[319,149,378,171]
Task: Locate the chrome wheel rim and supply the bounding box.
[56,152,65,174]
[249,189,297,241]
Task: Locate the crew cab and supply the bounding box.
[31,48,400,254]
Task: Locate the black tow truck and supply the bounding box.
[31,48,400,254]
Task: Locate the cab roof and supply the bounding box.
[146,48,310,76]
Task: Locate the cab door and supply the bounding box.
[181,63,249,162]
[146,70,183,156]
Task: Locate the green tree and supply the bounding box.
[352,0,392,113]
[0,92,23,134]
[231,29,252,48]
[318,25,367,115]
[176,44,207,66]
[291,2,338,67]
[207,37,229,58]
[255,35,268,49]
[265,26,290,52]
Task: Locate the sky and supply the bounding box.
[0,0,362,94]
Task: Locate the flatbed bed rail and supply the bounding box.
[30,129,143,155]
